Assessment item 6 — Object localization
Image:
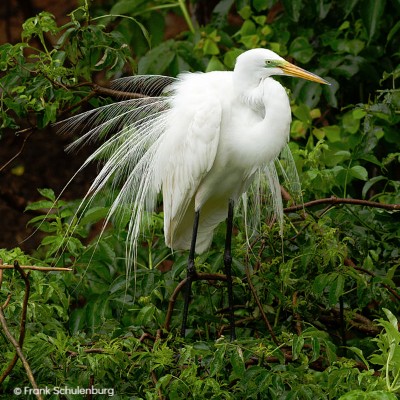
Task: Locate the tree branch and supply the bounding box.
[0,264,72,272]
[284,196,400,213]
[164,272,227,331]
[0,262,41,398]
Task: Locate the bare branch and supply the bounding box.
[0,264,72,272]
[0,262,41,398]
[164,272,226,331]
[284,196,400,213]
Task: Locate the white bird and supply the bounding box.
[61,48,329,339]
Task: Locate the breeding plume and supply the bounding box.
[62,49,329,339]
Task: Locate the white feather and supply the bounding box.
[58,49,328,271]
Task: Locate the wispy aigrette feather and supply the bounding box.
[56,49,330,339]
[58,72,302,271]
[59,47,329,280]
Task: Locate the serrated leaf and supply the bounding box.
[37,188,56,201]
[69,308,85,334]
[230,346,245,378]
[136,304,155,325]
[313,273,333,295]
[382,308,399,331]
[25,200,55,211]
[292,334,305,360]
[210,345,226,377]
[138,40,175,74]
[347,346,370,369]
[80,206,109,225]
[329,274,345,306]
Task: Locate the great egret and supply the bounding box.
[61,48,329,339]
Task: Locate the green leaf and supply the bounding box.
[224,49,243,69]
[361,175,387,198]
[239,19,257,36]
[80,206,109,225]
[206,56,226,72]
[292,334,305,360]
[25,200,55,211]
[310,336,321,362]
[136,304,155,325]
[210,345,226,377]
[230,346,245,378]
[289,37,314,64]
[203,39,220,55]
[349,166,368,181]
[324,125,342,142]
[329,274,344,306]
[387,19,400,43]
[382,308,399,331]
[313,273,333,295]
[238,6,252,20]
[361,0,386,43]
[339,390,398,400]
[138,40,175,74]
[281,0,303,22]
[253,0,273,12]
[342,110,361,134]
[347,346,370,369]
[69,308,85,334]
[37,188,56,201]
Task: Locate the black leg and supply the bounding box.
[181,210,200,337]
[224,199,236,341]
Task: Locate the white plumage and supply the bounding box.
[61,48,328,263]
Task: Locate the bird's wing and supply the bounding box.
[55,75,176,271]
[162,98,222,249]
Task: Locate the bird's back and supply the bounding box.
[157,71,232,252]
[158,72,290,253]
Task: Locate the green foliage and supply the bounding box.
[1,0,400,398]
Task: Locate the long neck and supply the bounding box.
[240,77,291,166]
[233,63,265,105]
[259,78,291,157]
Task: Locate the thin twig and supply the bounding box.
[0,262,31,384]
[150,370,164,400]
[292,291,302,336]
[0,263,41,398]
[87,375,94,400]
[92,83,148,99]
[0,259,3,290]
[344,258,400,302]
[0,309,42,399]
[67,348,109,357]
[284,196,400,213]
[0,130,33,173]
[244,265,279,346]
[0,264,72,272]
[164,272,226,331]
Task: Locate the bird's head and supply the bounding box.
[235,48,329,85]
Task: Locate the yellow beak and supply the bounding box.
[282,62,330,85]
